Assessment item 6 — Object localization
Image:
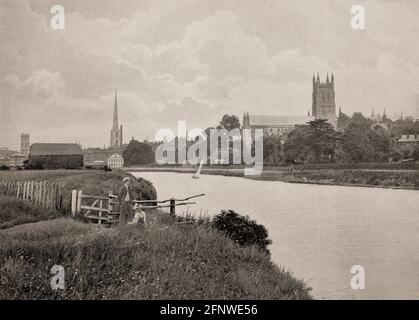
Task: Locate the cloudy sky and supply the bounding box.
[1,0,418,149]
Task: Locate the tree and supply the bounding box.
[123,140,155,166]
[212,210,272,254]
[412,146,419,161]
[218,114,241,131]
[284,119,341,163]
[368,126,391,160]
[337,111,351,131]
[263,135,283,165]
[341,113,393,162]
[283,125,311,163]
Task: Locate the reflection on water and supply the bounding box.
[132,171,419,299]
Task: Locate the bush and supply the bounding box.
[0,165,10,171]
[123,140,155,166]
[212,210,272,254]
[25,159,44,170]
[134,177,157,201]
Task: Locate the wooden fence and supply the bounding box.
[0,180,64,211]
[71,190,205,224]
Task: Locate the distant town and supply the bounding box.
[1,73,419,171]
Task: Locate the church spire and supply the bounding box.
[113,89,118,130]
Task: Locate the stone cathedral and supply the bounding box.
[242,73,338,136]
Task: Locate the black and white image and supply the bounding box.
[0,0,419,301]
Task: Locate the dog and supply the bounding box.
[128,203,147,226]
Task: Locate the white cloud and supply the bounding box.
[1,0,418,149]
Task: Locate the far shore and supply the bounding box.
[125,165,419,191]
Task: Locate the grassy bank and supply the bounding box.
[127,166,244,177]
[248,169,419,189]
[0,211,311,299]
[0,195,64,230]
[0,170,311,300]
[127,166,419,190]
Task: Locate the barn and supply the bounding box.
[29,143,83,169]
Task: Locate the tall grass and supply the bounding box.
[0,216,311,300]
[0,195,63,230]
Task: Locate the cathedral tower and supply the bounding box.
[110,89,123,148]
[312,73,337,127]
[312,73,336,119]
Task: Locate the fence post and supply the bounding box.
[77,190,83,215]
[16,182,20,199]
[71,190,78,216]
[98,200,103,225]
[170,198,176,216]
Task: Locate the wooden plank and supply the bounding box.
[42,181,46,208]
[22,181,26,200]
[80,195,109,201]
[98,200,103,225]
[77,190,82,215]
[85,199,99,215]
[84,215,109,221]
[71,190,78,216]
[80,205,109,212]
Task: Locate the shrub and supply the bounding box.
[212,210,272,254]
[134,177,157,201]
[0,165,10,171]
[25,159,44,170]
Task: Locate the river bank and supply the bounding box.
[126,166,419,190]
[0,170,311,300]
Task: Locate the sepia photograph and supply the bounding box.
[0,0,419,310]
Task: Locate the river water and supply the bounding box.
[132,171,419,300]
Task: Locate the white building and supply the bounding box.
[107,154,124,169]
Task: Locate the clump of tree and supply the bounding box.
[263,135,284,165]
[283,112,413,164]
[123,139,155,166]
[341,113,392,162]
[217,114,241,131]
[212,210,272,254]
[134,177,157,202]
[284,119,342,163]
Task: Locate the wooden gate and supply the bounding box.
[71,190,205,225]
[71,190,120,224]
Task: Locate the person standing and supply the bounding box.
[118,177,137,226]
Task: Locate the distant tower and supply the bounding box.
[110,89,123,148]
[21,133,30,158]
[242,111,250,129]
[312,73,337,127]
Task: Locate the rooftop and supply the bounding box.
[248,115,314,127]
[30,143,83,156]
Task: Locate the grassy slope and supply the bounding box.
[0,217,311,299]
[0,170,311,300]
[0,196,64,230]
